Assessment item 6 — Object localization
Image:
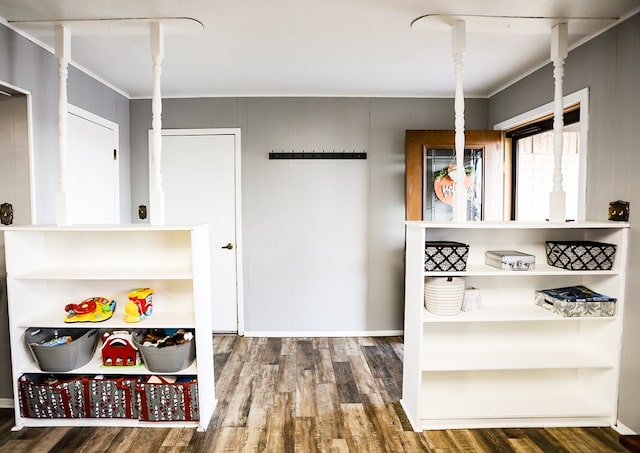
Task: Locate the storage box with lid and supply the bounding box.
[534,285,616,317]
[485,250,535,271]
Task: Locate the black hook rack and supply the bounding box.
[269,150,367,160]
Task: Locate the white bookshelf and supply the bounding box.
[401,221,629,431]
[2,224,216,431]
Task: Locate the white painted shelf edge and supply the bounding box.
[420,345,615,371]
[422,304,619,323]
[14,268,193,280]
[406,220,630,229]
[419,389,610,420]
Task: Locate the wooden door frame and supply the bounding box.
[405,130,503,221]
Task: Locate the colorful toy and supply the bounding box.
[101,331,140,367]
[124,288,153,323]
[64,297,116,323]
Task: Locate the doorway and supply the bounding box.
[67,105,120,224]
[157,129,242,333]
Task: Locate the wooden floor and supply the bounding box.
[0,335,630,452]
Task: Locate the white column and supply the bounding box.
[55,25,71,226]
[452,20,466,222]
[549,23,568,223]
[149,21,165,225]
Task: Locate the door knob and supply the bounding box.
[221,243,234,250]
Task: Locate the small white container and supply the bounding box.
[462,287,482,312]
[424,277,465,315]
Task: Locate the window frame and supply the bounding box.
[493,87,589,222]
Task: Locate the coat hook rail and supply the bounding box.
[269,150,367,160]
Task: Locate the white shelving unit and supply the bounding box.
[401,221,629,431]
[2,224,216,431]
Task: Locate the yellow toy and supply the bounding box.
[64,297,116,323]
[124,288,154,323]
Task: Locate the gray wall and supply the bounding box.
[130,97,489,334]
[0,23,131,224]
[489,12,640,432]
[0,23,131,400]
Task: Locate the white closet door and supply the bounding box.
[160,131,239,333]
[68,106,119,224]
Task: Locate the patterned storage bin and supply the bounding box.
[83,376,139,419]
[425,241,469,271]
[545,241,617,271]
[136,376,199,421]
[18,374,86,418]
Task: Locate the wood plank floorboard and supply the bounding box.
[0,335,630,452]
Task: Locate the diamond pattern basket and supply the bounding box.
[424,241,469,272]
[545,241,617,271]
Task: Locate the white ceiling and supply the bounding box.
[0,0,638,99]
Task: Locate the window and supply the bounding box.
[506,108,580,221]
[423,147,483,221]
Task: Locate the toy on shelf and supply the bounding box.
[101,331,141,367]
[124,288,154,323]
[64,297,116,323]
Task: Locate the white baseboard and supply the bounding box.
[0,398,14,409]
[615,420,637,435]
[242,330,403,338]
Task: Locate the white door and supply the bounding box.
[68,105,119,224]
[159,129,241,333]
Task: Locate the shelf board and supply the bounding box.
[18,304,195,329]
[406,220,630,229]
[421,346,614,371]
[424,262,620,277]
[22,345,198,376]
[13,268,193,280]
[2,224,207,232]
[422,304,618,323]
[420,388,610,421]
[17,417,201,429]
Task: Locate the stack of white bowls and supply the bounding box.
[424,277,465,315]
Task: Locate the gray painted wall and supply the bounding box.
[0,23,131,400]
[130,97,489,334]
[489,12,640,432]
[0,23,131,224]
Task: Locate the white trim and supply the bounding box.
[487,7,640,98]
[157,128,244,335]
[68,104,120,224]
[242,330,404,338]
[614,421,637,435]
[493,87,589,221]
[0,18,130,99]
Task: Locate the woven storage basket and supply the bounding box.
[424,241,469,272]
[545,241,616,271]
[424,277,465,316]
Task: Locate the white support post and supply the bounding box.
[452,20,467,222]
[55,25,71,226]
[149,21,165,225]
[549,23,568,223]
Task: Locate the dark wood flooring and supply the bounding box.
[0,335,631,452]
